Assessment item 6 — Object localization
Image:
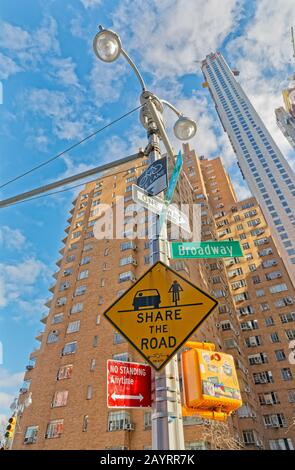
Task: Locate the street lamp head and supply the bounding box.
[173,116,197,141]
[93,28,122,62]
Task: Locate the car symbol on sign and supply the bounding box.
[133,289,161,310]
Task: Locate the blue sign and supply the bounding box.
[137,157,168,196]
[165,151,183,203]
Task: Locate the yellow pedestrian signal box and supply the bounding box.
[5,416,16,439]
[181,342,242,420]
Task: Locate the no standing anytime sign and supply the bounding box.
[107,360,152,408]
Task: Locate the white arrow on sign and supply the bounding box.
[111,392,144,401]
[132,184,190,233]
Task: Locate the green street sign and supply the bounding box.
[170,241,243,259]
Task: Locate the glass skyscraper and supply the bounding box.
[201,52,295,284]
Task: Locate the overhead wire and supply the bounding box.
[0,103,144,190]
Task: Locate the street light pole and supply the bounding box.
[93,26,196,450]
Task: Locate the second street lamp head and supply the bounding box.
[93,28,122,62]
[173,116,197,141]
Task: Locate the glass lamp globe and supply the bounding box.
[174,116,197,141]
[93,29,122,62]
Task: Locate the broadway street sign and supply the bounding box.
[137,156,168,196]
[170,241,243,259]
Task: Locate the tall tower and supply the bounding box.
[275,27,295,150]
[201,52,295,285]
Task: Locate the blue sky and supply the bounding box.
[0,0,294,423]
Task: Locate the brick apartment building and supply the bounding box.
[12,144,295,450]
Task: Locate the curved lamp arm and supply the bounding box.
[161,99,183,117]
[121,49,146,92]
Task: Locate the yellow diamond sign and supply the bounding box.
[104,261,218,370]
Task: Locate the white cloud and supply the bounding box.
[0,369,24,389]
[112,0,243,79]
[0,16,60,74]
[0,392,15,409]
[0,258,48,308]
[49,57,81,87]
[0,53,22,79]
[80,0,102,8]
[0,226,26,250]
[23,87,102,142]
[89,58,128,107]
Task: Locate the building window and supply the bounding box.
[45,419,64,439]
[120,241,136,251]
[67,320,80,334]
[52,391,68,407]
[82,415,88,432]
[185,441,209,450]
[285,329,295,340]
[265,316,274,326]
[93,335,99,347]
[269,283,288,294]
[242,430,256,446]
[281,368,293,381]
[78,270,89,280]
[56,296,67,307]
[269,439,294,450]
[62,341,77,356]
[59,281,70,291]
[287,389,295,403]
[119,271,135,283]
[70,303,83,314]
[52,313,64,324]
[86,385,93,400]
[90,359,96,371]
[83,243,93,252]
[74,286,87,296]
[275,350,286,361]
[96,314,101,325]
[24,426,38,445]
[80,256,91,265]
[112,352,131,362]
[144,412,152,429]
[47,331,59,344]
[100,278,105,287]
[280,313,295,323]
[57,364,73,380]
[63,268,72,276]
[270,332,280,343]
[108,411,131,431]
[120,256,136,266]
[114,332,125,344]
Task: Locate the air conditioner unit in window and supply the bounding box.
[286,298,293,305]
[24,437,36,444]
[124,423,135,431]
[265,397,273,405]
[245,386,251,393]
[215,323,221,329]
[256,439,263,448]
